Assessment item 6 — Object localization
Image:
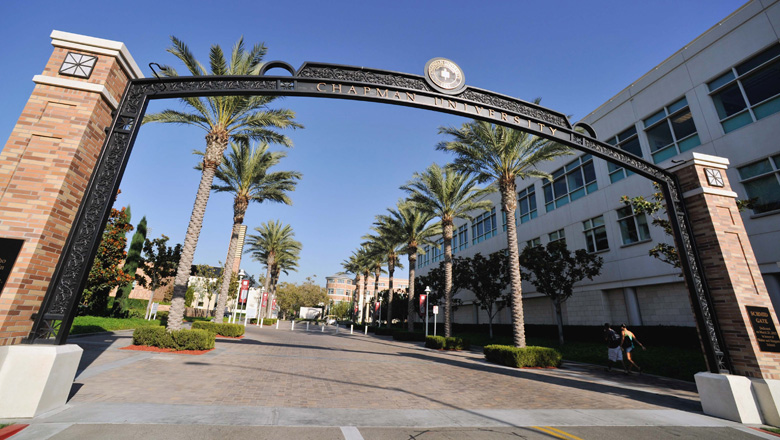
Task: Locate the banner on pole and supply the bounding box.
[419,294,427,318]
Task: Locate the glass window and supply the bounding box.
[526,237,541,248]
[455,224,468,252]
[472,207,497,244]
[605,127,643,182]
[432,238,444,263]
[583,216,609,253]
[336,289,344,296]
[738,154,780,214]
[643,97,700,163]
[709,44,780,133]
[548,229,566,245]
[617,206,651,245]
[542,155,598,212]
[518,185,538,224]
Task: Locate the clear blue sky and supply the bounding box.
[0,0,746,284]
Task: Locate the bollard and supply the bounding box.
[306,322,310,332]
[364,326,368,335]
[276,320,279,329]
[336,324,339,334]
[350,325,353,335]
[260,319,263,329]
[321,325,325,332]
[291,321,295,331]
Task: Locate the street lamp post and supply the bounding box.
[424,286,430,337]
[232,269,248,324]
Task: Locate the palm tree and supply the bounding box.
[246,220,301,319]
[437,118,571,347]
[202,140,302,322]
[342,247,375,323]
[362,225,404,328]
[251,243,300,318]
[376,200,440,331]
[401,163,492,337]
[365,251,386,324]
[144,36,302,330]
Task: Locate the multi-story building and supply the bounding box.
[418,0,780,328]
[325,272,409,305]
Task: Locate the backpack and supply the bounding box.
[621,332,634,349]
[607,329,621,348]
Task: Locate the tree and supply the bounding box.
[464,252,511,339]
[342,247,372,323]
[402,163,491,337]
[438,116,572,347]
[144,36,302,331]
[414,257,467,315]
[192,264,222,313]
[246,221,301,319]
[518,241,604,345]
[138,235,182,319]
[82,204,133,316]
[330,301,351,320]
[362,225,404,327]
[203,139,302,322]
[113,215,147,317]
[275,277,328,319]
[375,200,440,331]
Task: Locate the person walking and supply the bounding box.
[621,323,646,373]
[603,323,627,373]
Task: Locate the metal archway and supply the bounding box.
[28,61,731,374]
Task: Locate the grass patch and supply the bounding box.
[453,332,706,382]
[762,427,780,434]
[71,316,162,334]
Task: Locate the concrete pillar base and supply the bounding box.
[0,344,83,418]
[695,372,762,424]
[752,378,780,426]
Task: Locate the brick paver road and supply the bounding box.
[68,323,700,412]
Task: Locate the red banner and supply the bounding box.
[239,279,250,304]
[374,301,380,312]
[419,294,427,318]
[261,291,268,308]
[271,298,276,310]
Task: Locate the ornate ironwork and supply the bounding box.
[25,62,732,373]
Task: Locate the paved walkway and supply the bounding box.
[2,323,774,439]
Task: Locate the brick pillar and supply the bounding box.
[0,31,143,346]
[671,152,780,379]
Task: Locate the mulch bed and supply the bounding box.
[0,424,28,440]
[215,334,245,339]
[120,345,213,355]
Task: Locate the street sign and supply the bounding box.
[433,306,439,315]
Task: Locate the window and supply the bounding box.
[431,238,444,263]
[617,206,651,245]
[454,224,468,252]
[543,155,597,212]
[605,127,643,183]
[472,207,497,244]
[418,245,431,268]
[738,154,780,214]
[709,44,780,133]
[548,229,565,244]
[518,186,538,223]
[526,237,541,248]
[643,97,700,163]
[328,288,334,295]
[336,289,345,296]
[583,216,609,253]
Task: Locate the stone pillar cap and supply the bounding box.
[50,30,144,80]
[666,152,731,172]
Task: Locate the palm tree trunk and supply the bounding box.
[501,181,526,347]
[361,272,370,324]
[443,221,454,338]
[213,223,241,322]
[407,250,417,332]
[372,267,380,324]
[260,253,274,319]
[387,257,395,328]
[167,164,218,331]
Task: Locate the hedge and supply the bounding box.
[425,335,471,350]
[191,321,245,337]
[392,331,426,342]
[250,318,278,325]
[132,326,215,351]
[483,344,562,368]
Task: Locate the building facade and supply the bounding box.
[418,0,780,328]
[325,272,409,304]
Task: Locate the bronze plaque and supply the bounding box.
[746,306,780,352]
[0,238,24,295]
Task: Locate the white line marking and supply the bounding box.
[340,426,364,440]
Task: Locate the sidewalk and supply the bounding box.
[1,324,773,439]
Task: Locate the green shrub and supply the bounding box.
[374,327,394,336]
[132,326,215,351]
[191,321,245,337]
[250,318,277,325]
[483,345,562,368]
[392,331,426,342]
[425,335,470,350]
[425,335,446,349]
[155,311,169,327]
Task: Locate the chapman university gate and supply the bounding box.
[1,31,779,423]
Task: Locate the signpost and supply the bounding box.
[433,305,439,336]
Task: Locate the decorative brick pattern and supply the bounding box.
[0,37,133,345]
[672,154,780,379]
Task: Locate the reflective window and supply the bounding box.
[472,207,497,244]
[543,155,598,212]
[709,44,780,133]
[583,216,609,253]
[605,127,643,183]
[548,229,566,245]
[526,237,541,248]
[518,185,538,224]
[738,153,780,214]
[643,97,700,163]
[617,206,651,245]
